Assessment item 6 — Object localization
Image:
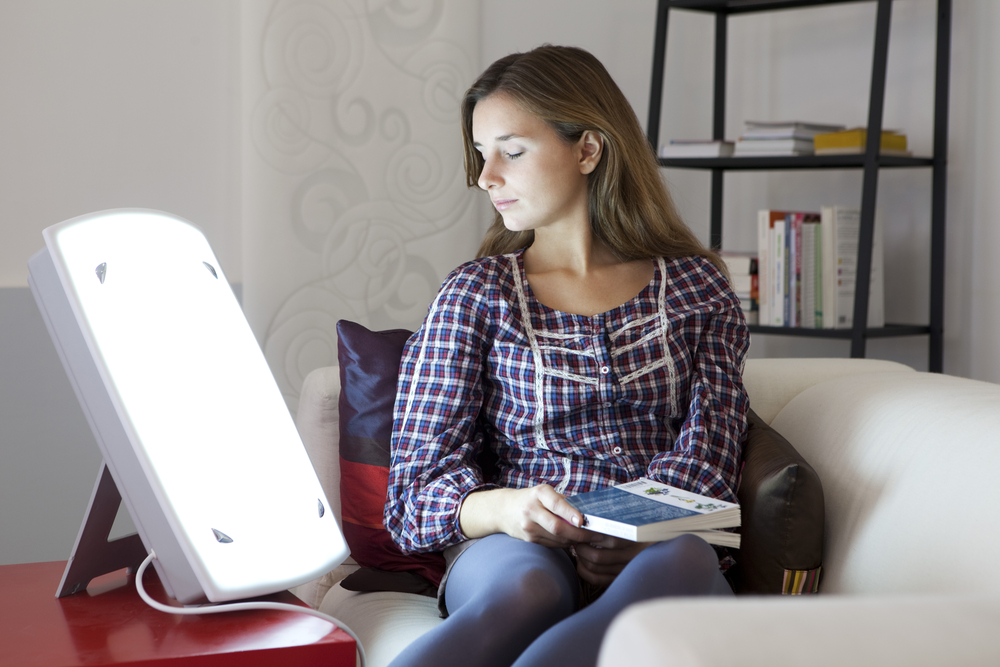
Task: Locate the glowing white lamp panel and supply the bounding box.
[32,210,348,603]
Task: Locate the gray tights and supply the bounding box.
[387,532,733,667]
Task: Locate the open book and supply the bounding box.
[566,478,741,548]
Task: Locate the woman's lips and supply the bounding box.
[492,198,517,212]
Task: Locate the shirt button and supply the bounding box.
[612,446,623,455]
[600,366,610,375]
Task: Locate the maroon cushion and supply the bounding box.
[336,320,445,594]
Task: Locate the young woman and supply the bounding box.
[384,45,749,667]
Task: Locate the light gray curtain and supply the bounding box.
[242,0,482,412]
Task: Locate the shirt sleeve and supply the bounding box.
[384,263,497,554]
[646,259,750,503]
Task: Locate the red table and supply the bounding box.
[2,561,356,666]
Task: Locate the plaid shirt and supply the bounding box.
[385,251,749,554]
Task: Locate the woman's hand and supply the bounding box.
[574,535,653,587]
[459,485,594,547]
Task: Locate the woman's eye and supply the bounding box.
[505,151,523,160]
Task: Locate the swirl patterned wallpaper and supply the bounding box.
[242,0,483,413]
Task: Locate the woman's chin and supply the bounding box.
[502,217,533,233]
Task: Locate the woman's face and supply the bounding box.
[472,94,597,235]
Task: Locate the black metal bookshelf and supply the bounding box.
[647,0,951,372]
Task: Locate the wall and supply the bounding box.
[2,0,998,566]
[0,0,242,286]
[0,0,241,565]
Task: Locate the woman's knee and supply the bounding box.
[450,561,577,662]
[623,534,731,597]
[504,563,578,621]
[447,536,578,624]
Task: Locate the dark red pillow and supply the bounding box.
[336,320,445,595]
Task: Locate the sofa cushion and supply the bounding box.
[727,409,825,594]
[336,320,445,594]
[770,371,1000,596]
[743,358,914,424]
[319,584,444,667]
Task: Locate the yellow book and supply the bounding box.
[813,128,909,155]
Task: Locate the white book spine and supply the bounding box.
[814,225,823,329]
[820,207,884,329]
[582,514,639,541]
[821,206,836,328]
[771,222,786,326]
[801,222,817,329]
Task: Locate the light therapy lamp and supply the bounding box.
[28,209,349,605]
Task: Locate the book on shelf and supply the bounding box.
[821,206,885,329]
[720,252,758,325]
[813,127,910,156]
[756,210,785,326]
[788,212,822,328]
[565,478,741,548]
[734,138,815,156]
[736,121,846,156]
[756,210,821,328]
[741,120,846,140]
[801,220,823,329]
[659,140,735,158]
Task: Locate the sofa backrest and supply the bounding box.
[770,371,1000,595]
[296,366,344,530]
[743,358,914,424]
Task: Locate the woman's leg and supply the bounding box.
[388,533,579,667]
[512,534,733,667]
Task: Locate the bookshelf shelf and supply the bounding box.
[667,0,872,13]
[647,0,951,371]
[748,324,933,339]
[658,155,935,170]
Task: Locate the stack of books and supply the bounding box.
[720,252,758,325]
[734,121,845,157]
[813,127,911,156]
[659,140,735,158]
[566,477,741,547]
[755,207,884,329]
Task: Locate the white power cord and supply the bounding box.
[135,551,366,667]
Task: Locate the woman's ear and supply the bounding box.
[577,130,604,175]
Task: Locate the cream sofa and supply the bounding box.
[599,360,1000,666]
[293,357,1000,666]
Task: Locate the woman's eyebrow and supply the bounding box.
[473,133,523,149]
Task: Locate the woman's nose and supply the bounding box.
[478,159,500,190]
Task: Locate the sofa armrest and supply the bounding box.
[729,409,824,594]
[598,594,1000,666]
[296,365,343,528]
[291,365,356,608]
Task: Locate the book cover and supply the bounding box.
[660,140,735,158]
[813,128,908,155]
[734,138,815,155]
[757,210,789,327]
[720,252,758,325]
[566,478,740,546]
[742,121,845,140]
[771,219,787,326]
[787,213,804,327]
[783,215,793,326]
[820,206,885,329]
[800,217,822,328]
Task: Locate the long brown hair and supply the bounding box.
[462,45,722,270]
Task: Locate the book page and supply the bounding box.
[615,478,737,514]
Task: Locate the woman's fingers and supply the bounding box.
[574,539,653,585]
[510,485,592,545]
